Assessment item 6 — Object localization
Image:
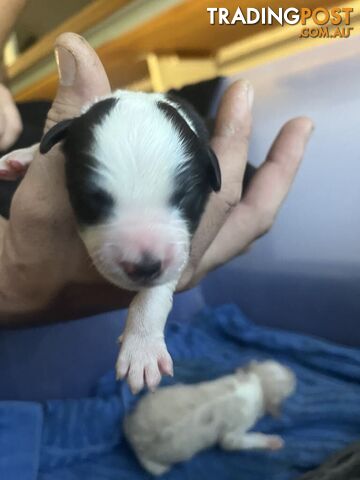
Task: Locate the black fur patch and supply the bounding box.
[161,94,210,142]
[158,97,220,234]
[62,97,118,226]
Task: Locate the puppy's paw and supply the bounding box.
[0,147,36,180]
[0,157,28,180]
[267,435,284,451]
[116,334,173,394]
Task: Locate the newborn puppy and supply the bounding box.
[0,90,221,393]
[124,360,296,476]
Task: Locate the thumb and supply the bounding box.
[45,33,111,132]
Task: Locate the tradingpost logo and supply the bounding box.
[207,7,354,39]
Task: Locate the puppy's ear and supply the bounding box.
[39,118,74,154]
[206,146,221,192]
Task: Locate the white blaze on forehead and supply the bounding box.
[89,91,190,208]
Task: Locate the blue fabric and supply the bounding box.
[1,304,359,480]
[0,402,43,480]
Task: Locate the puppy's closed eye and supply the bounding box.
[69,184,115,226]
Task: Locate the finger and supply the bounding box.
[185,80,254,275]
[0,109,23,151]
[211,79,254,208]
[195,117,314,276]
[45,33,111,132]
[0,87,23,150]
[242,117,314,217]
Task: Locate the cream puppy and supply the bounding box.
[124,360,296,475]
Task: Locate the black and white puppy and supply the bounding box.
[0,90,221,393]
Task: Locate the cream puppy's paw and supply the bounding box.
[266,435,284,451]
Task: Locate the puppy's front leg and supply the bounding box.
[220,431,284,451]
[116,280,176,394]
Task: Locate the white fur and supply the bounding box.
[116,279,177,394]
[91,92,190,206]
[123,360,296,475]
[82,208,189,292]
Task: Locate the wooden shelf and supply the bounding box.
[9,0,357,101]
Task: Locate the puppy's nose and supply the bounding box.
[122,255,162,281]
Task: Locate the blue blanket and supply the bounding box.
[1,304,359,480]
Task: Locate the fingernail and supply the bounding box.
[307,121,315,139]
[247,83,254,108]
[55,46,76,86]
[237,80,254,110]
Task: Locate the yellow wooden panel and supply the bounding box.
[96,0,344,55]
[8,0,132,79]
[12,0,357,101]
[147,54,217,92]
[14,70,58,101]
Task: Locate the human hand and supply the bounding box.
[179,82,313,289]
[0,33,125,324]
[0,83,22,151]
[0,33,313,325]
